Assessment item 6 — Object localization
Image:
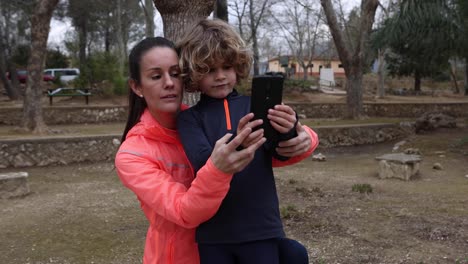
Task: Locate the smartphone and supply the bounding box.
[250,75,284,142]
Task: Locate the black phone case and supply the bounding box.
[250,75,284,142]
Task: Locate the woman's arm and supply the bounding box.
[116,151,230,229]
[116,127,265,229]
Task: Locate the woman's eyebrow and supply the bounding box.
[145,67,161,72]
[145,65,179,72]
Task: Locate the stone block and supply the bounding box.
[375,153,422,181]
[0,172,30,199]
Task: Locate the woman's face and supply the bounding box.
[131,47,182,119]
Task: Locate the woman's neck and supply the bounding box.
[150,110,177,130]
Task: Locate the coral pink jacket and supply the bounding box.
[115,109,319,264]
[115,109,233,264]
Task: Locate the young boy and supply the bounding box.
[177,19,319,264]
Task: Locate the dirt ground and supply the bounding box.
[1,126,467,264]
[1,87,468,263]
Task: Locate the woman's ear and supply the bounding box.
[129,79,143,98]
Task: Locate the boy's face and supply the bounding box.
[199,63,237,99]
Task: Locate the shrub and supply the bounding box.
[46,48,69,68]
[71,70,90,89]
[284,78,316,92]
[112,75,128,96]
[236,78,251,95]
[352,183,373,194]
[51,73,65,88]
[87,52,121,83]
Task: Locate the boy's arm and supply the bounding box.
[177,110,213,174]
[272,125,319,167]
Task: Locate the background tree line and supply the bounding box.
[0,0,466,132]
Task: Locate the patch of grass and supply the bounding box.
[0,123,124,138]
[301,118,414,127]
[450,136,468,156]
[289,179,298,184]
[352,183,373,194]
[295,187,311,197]
[452,136,468,147]
[312,258,327,264]
[280,205,298,219]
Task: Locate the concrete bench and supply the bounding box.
[375,153,422,181]
[0,172,30,199]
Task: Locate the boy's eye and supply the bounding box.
[151,75,161,80]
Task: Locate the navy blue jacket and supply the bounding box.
[177,90,286,244]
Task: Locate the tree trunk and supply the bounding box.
[249,0,259,75]
[414,70,421,93]
[22,0,59,133]
[465,56,468,96]
[251,35,260,75]
[8,64,20,90]
[143,0,155,37]
[449,60,459,94]
[105,13,111,53]
[153,0,215,106]
[377,49,386,98]
[153,0,215,42]
[346,74,363,119]
[0,23,20,100]
[0,49,19,101]
[321,0,378,119]
[78,20,87,73]
[0,64,18,100]
[116,0,125,75]
[214,0,228,22]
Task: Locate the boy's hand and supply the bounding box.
[276,122,311,157]
[236,113,264,148]
[267,104,296,133]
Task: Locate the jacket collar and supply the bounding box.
[127,107,186,144]
[199,89,239,105]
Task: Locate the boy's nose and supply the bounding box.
[215,69,226,80]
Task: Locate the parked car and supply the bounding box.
[6,70,55,83]
[43,68,80,83]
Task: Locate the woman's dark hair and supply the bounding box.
[121,37,177,142]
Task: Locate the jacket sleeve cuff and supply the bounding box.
[277,111,299,142]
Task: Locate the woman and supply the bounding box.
[115,37,313,264]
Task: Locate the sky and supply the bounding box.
[47,9,164,49]
[48,19,70,47]
[47,0,362,49]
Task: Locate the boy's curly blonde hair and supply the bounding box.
[177,19,253,92]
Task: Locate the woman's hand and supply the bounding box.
[236,113,264,148]
[267,104,296,133]
[211,126,266,174]
[275,122,311,157]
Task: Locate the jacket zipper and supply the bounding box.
[223,98,232,131]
